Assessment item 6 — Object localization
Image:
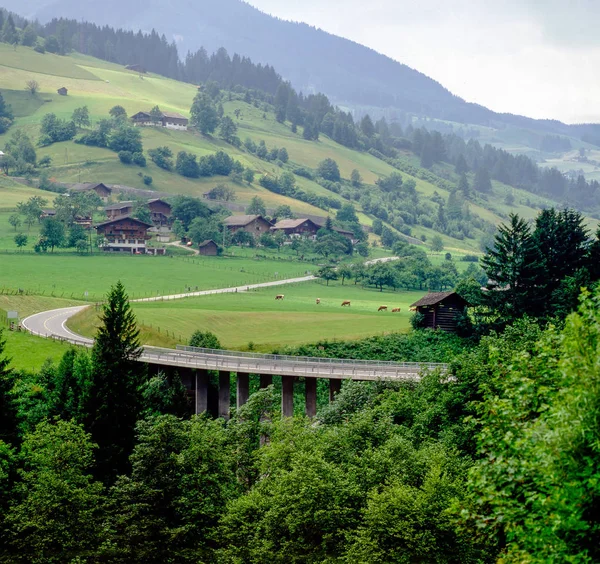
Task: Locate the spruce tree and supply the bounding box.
[87,281,143,483]
[0,329,18,445]
[481,214,545,324]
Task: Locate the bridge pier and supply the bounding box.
[195,370,209,414]
[260,374,273,388]
[237,372,250,409]
[305,378,317,417]
[329,379,342,403]
[219,372,231,419]
[282,376,295,417]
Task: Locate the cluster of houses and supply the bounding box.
[44,182,357,255]
[223,215,357,243]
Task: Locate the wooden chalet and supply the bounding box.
[57,87,68,96]
[105,201,134,220]
[271,218,320,239]
[198,239,218,256]
[223,215,272,235]
[94,215,152,253]
[410,291,469,333]
[147,198,172,227]
[40,209,56,219]
[130,110,188,131]
[69,182,112,202]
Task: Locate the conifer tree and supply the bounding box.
[87,281,143,483]
[481,214,544,323]
[0,329,18,445]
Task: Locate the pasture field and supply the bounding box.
[0,253,315,300]
[69,280,422,350]
[1,330,78,371]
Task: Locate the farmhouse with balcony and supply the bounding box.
[147,199,172,226]
[69,182,112,202]
[95,215,152,253]
[105,201,134,220]
[271,218,320,239]
[223,215,272,235]
[198,239,219,256]
[410,291,469,333]
[130,110,189,131]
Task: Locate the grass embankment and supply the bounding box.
[69,280,421,350]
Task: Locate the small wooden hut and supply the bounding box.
[410,291,468,333]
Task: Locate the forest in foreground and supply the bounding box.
[1,207,600,563]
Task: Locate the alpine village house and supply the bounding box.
[130,110,189,131]
[94,216,152,254]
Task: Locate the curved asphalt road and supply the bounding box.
[22,275,316,344]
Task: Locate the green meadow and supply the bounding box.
[0,253,314,301]
[69,280,422,351]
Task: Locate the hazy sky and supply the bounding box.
[247,0,600,124]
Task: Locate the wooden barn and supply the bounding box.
[57,87,68,96]
[223,215,272,236]
[94,215,152,253]
[410,291,468,333]
[198,240,218,256]
[69,182,112,202]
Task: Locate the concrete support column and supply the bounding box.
[237,372,250,409]
[219,372,231,420]
[305,377,317,418]
[195,370,209,414]
[281,376,295,418]
[329,378,342,403]
[260,374,273,389]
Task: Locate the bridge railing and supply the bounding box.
[175,344,447,371]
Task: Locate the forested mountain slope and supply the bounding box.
[4,0,600,145]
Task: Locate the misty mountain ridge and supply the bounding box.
[3,0,600,141]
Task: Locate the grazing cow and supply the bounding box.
[392,308,401,313]
[341,300,351,307]
[409,307,417,312]
[378,305,388,312]
[316,298,321,305]
[275,294,284,300]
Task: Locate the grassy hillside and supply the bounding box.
[2,43,592,256]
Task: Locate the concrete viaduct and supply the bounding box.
[22,306,447,419]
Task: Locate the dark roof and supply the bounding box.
[95,215,153,229]
[70,182,112,194]
[272,218,318,230]
[161,111,188,120]
[105,201,134,211]
[311,216,355,236]
[147,198,172,208]
[410,291,467,308]
[223,215,271,227]
[198,239,217,248]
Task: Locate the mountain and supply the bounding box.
[0,0,584,131]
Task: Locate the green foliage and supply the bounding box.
[317,157,341,182]
[39,113,77,145]
[189,330,221,349]
[14,233,27,249]
[4,420,104,563]
[171,195,212,229]
[148,145,173,170]
[39,217,65,252]
[71,105,90,128]
[246,195,267,216]
[190,92,220,135]
[88,281,143,483]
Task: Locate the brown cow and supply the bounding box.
[378,305,388,312]
[392,308,401,313]
[409,307,417,312]
[341,300,351,307]
[316,298,321,305]
[275,294,284,300]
